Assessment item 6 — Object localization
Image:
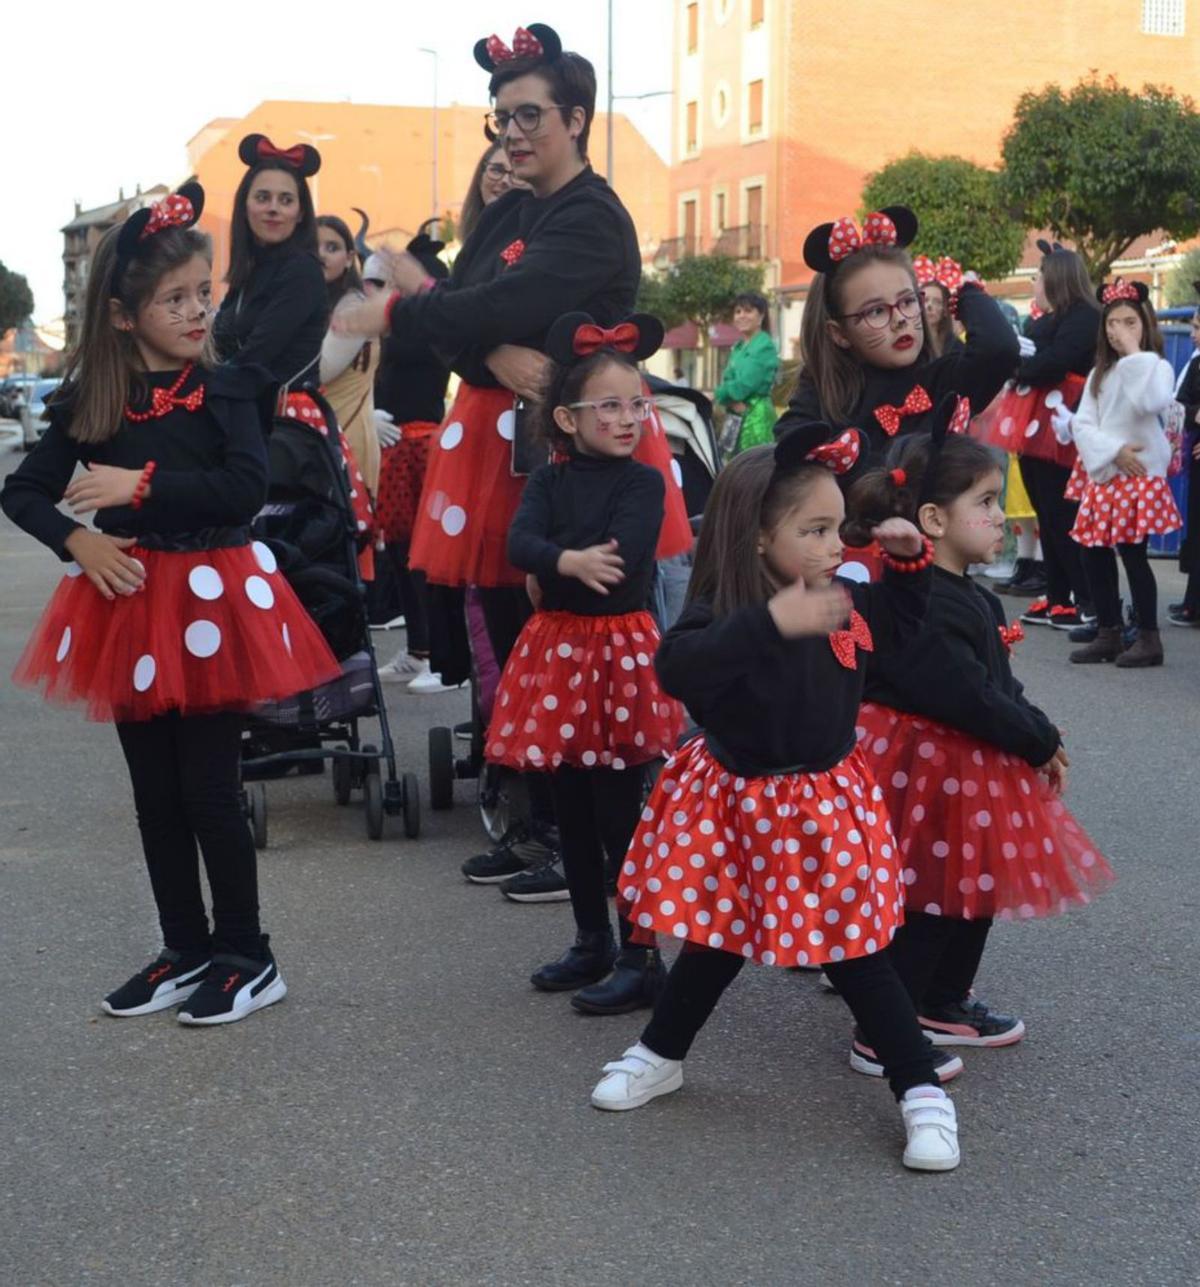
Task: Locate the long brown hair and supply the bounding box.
[688,445,830,616]
[923,281,956,358]
[55,223,214,445]
[460,143,507,243]
[1040,250,1097,316]
[1090,297,1164,397]
[225,161,317,292]
[796,247,930,424]
[315,215,363,309]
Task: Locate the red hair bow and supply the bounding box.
[486,26,544,63]
[806,429,861,474]
[573,321,640,357]
[829,609,874,670]
[1100,278,1140,305]
[999,621,1025,652]
[947,395,971,435]
[256,137,308,168]
[873,384,932,436]
[913,255,964,294]
[140,193,196,241]
[828,211,897,263]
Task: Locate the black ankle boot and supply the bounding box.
[530,929,617,992]
[570,947,667,1015]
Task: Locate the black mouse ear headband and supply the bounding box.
[774,421,866,483]
[238,133,321,179]
[1035,237,1067,260]
[1097,277,1149,306]
[114,181,205,287]
[802,206,918,274]
[474,22,562,71]
[544,311,664,368]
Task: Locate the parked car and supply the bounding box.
[0,373,39,419]
[20,379,62,450]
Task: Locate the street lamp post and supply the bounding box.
[420,48,440,232]
[296,130,336,211]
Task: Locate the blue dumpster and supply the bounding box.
[1151,308,1194,558]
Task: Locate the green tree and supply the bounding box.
[1001,75,1200,283]
[637,253,766,335]
[1165,247,1200,307]
[861,152,1025,281]
[0,262,35,336]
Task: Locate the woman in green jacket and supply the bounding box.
[715,291,779,454]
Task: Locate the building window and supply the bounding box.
[750,0,765,27]
[745,184,764,257]
[682,199,698,254]
[713,82,731,127]
[715,190,727,232]
[1142,0,1185,34]
[747,80,764,135]
[686,100,699,153]
[686,2,699,52]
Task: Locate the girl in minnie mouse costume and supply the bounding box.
[0,186,339,1025]
[913,255,965,359]
[591,423,965,1173]
[847,397,1112,1064]
[484,312,684,1013]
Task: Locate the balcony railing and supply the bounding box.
[653,235,700,265]
[711,224,767,260]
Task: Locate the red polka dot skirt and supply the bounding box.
[620,737,905,968]
[972,374,1084,468]
[1064,454,1088,502]
[485,610,683,771]
[375,421,438,545]
[14,542,340,723]
[1070,474,1182,548]
[856,703,1113,921]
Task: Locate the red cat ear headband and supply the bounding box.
[802,206,918,274]
[1098,277,1148,306]
[114,182,205,284]
[544,311,665,367]
[474,22,563,71]
[238,133,321,179]
[774,422,865,477]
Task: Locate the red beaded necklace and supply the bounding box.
[124,363,205,423]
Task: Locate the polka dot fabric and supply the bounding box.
[14,543,340,722]
[485,609,682,771]
[856,703,1113,921]
[972,374,1084,468]
[375,421,439,545]
[1070,474,1182,548]
[621,737,904,968]
[1063,454,1088,502]
[281,392,377,550]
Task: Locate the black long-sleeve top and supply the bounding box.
[1015,300,1100,386]
[507,454,665,616]
[374,334,449,425]
[0,365,270,560]
[656,568,930,777]
[864,566,1060,767]
[386,167,640,387]
[777,285,1019,460]
[1174,350,1200,422]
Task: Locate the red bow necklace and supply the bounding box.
[873,384,932,436]
[829,609,874,670]
[124,364,205,423]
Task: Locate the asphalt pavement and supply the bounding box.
[2,423,1198,1286]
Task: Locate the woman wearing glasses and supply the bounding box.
[459,143,521,243]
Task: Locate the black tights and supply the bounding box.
[1020,456,1089,609]
[116,711,260,956]
[641,944,937,1100]
[887,913,992,1012]
[1081,541,1158,629]
[550,764,642,946]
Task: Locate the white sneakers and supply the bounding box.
[377,649,425,681]
[590,1043,684,1111]
[900,1086,961,1171]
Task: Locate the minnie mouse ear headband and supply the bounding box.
[802,206,918,275]
[1035,238,1065,258]
[474,22,562,71]
[912,254,964,294]
[544,311,664,367]
[114,181,205,286]
[1098,277,1149,306]
[774,421,866,482]
[238,133,321,179]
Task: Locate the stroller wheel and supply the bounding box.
[248,782,268,850]
[429,727,455,811]
[332,755,354,806]
[361,744,385,840]
[402,771,421,839]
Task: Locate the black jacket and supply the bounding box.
[374,334,449,426]
[1016,300,1100,386]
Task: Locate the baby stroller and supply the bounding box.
[241,386,420,845]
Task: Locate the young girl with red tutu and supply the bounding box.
[846,415,1113,1061]
[484,312,684,1014]
[590,425,966,1173]
[0,185,339,1025]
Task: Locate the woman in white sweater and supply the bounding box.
[1060,280,1181,666]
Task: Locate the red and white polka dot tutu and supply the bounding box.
[14,541,340,722]
[973,374,1084,468]
[620,737,905,967]
[856,703,1113,921]
[1070,474,1182,547]
[375,421,438,545]
[1064,454,1088,502]
[485,609,683,771]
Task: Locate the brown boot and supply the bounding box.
[1115,628,1163,668]
[1069,626,1123,664]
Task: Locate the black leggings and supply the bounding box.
[550,764,643,946]
[116,711,260,956]
[383,543,430,656]
[888,913,992,1012]
[1020,456,1090,609]
[1081,541,1158,629]
[641,944,937,1099]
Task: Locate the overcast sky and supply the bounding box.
[5,2,675,325]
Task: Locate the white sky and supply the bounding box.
[4,1,675,324]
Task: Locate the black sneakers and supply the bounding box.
[102,949,211,1017]
[531,929,617,991]
[996,558,1047,596]
[461,821,556,884]
[571,948,667,1015]
[500,852,570,902]
[849,1030,964,1083]
[919,997,1026,1047]
[177,937,287,1026]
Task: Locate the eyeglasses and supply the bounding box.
[485,102,564,138]
[567,397,654,426]
[484,162,515,180]
[840,292,923,331]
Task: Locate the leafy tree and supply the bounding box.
[637,253,766,337]
[1001,75,1200,282]
[0,262,35,336]
[861,153,1025,281]
[1164,247,1200,307]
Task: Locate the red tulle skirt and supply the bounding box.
[1064,454,1088,502]
[1070,474,1182,547]
[620,737,904,968]
[375,421,438,545]
[855,703,1113,920]
[14,542,340,723]
[973,375,1084,467]
[485,610,683,770]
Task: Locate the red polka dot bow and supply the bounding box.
[947,394,971,435]
[486,26,544,63]
[499,239,526,267]
[1100,278,1140,305]
[999,621,1025,652]
[806,429,861,474]
[829,609,874,670]
[573,321,640,357]
[913,255,964,294]
[873,384,933,436]
[828,211,897,263]
[140,193,197,241]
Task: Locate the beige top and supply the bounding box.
[321,293,381,494]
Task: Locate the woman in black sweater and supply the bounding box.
[1170,304,1200,625]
